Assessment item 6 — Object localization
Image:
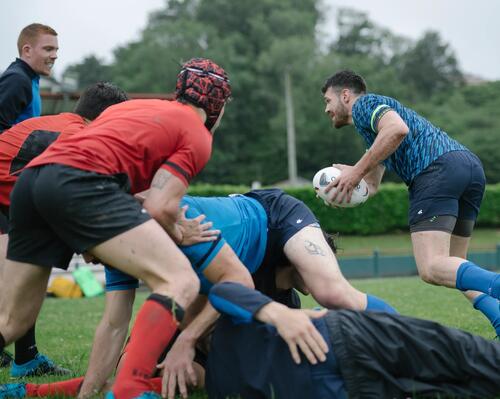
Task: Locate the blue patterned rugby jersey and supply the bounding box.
[352,94,468,185]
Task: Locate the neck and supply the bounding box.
[185,103,207,124]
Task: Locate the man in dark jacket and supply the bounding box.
[206,282,500,399]
[0,23,58,132]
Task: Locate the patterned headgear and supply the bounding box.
[175,58,231,130]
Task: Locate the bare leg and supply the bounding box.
[411,230,464,287]
[88,219,199,399]
[90,219,198,308]
[0,261,51,344]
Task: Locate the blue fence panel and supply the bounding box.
[339,247,500,279]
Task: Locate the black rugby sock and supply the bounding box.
[0,331,5,351]
[14,325,39,364]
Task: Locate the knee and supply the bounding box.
[174,269,200,304]
[0,318,31,345]
[417,256,448,285]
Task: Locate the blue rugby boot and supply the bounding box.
[10,353,71,378]
[105,391,161,399]
[0,383,26,399]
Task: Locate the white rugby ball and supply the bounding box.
[312,166,369,208]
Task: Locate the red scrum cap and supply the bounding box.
[175,58,231,130]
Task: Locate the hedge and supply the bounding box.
[188,183,500,235]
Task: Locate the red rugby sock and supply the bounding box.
[111,295,181,399]
[26,377,84,397]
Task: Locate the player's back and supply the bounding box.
[181,195,268,273]
[0,112,85,207]
[352,94,467,184]
[28,100,213,193]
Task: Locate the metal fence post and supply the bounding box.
[373,248,380,277]
[496,243,500,270]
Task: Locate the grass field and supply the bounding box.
[1,276,497,397]
[1,228,499,397]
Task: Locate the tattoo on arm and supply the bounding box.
[151,170,172,189]
[304,240,325,256]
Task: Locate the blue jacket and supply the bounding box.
[0,58,41,132]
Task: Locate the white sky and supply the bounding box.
[1,0,499,80]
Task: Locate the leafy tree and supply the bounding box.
[62,2,500,184]
[392,31,464,100]
[63,55,112,90]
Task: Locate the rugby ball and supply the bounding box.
[312,166,369,208]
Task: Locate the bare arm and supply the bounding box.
[283,226,366,310]
[159,244,254,399]
[353,110,408,176]
[327,110,408,203]
[142,169,187,244]
[78,289,135,399]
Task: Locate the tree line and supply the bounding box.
[63,0,500,184]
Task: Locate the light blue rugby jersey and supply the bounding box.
[352,94,468,185]
[105,194,268,294]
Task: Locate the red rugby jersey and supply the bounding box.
[28,100,213,194]
[0,112,86,207]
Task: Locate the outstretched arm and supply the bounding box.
[209,282,328,365]
[78,289,135,398]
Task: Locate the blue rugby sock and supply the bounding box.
[473,294,500,336]
[456,261,500,299]
[365,294,398,314]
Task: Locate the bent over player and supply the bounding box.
[0,58,232,399]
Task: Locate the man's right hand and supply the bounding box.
[255,303,328,364]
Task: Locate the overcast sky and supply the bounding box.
[1,0,499,81]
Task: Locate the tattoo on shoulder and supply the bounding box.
[151,170,172,189]
[304,240,325,256]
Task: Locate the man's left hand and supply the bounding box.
[157,336,197,399]
[177,205,220,246]
[325,164,363,205]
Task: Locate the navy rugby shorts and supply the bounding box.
[408,150,485,227]
[7,164,151,269]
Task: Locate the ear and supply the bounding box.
[21,44,32,58]
[341,88,351,104]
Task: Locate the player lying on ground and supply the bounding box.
[0,58,233,399]
[98,189,397,398]
[2,189,396,399]
[3,280,499,399]
[0,82,128,377]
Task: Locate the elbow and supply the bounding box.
[144,200,177,225]
[398,126,409,139]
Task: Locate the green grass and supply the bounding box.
[1,276,497,397]
[336,227,500,256]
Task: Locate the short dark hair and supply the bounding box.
[321,70,367,95]
[73,82,128,120]
[18,23,57,55]
[322,230,338,254]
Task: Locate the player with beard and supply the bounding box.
[321,70,500,338]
